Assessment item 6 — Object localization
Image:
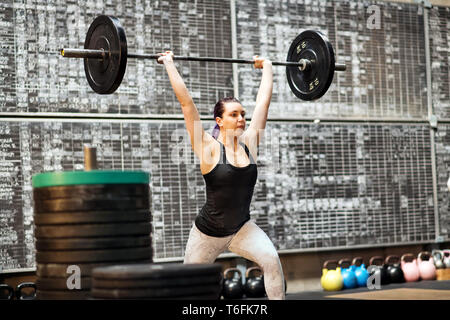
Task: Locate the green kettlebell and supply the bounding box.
[321,260,343,291]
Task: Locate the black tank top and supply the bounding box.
[195,141,257,237]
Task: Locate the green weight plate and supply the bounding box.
[84,15,127,94]
[36,277,92,291]
[286,30,335,101]
[33,184,149,200]
[34,222,151,239]
[92,263,222,280]
[36,247,152,263]
[36,236,151,251]
[36,289,91,300]
[33,197,149,213]
[36,260,152,278]
[90,283,221,299]
[34,210,150,225]
[32,170,149,188]
[91,273,222,289]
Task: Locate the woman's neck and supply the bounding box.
[218,134,239,152]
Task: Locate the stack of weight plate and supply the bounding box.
[90,263,223,299]
[32,170,153,300]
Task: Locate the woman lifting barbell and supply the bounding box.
[157,50,285,300]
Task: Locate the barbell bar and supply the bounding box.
[60,48,346,71]
[59,15,346,100]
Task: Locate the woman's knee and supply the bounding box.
[257,250,282,272]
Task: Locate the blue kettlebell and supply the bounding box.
[352,257,369,287]
[339,258,357,289]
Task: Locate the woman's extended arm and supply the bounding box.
[158,51,195,109]
[244,56,273,146]
[158,51,213,158]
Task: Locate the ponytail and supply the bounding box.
[211,124,220,139]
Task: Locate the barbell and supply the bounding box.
[60,15,346,100]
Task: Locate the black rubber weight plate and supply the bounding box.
[36,247,152,263]
[84,15,127,94]
[33,198,149,213]
[34,222,151,239]
[286,30,335,101]
[173,292,221,300]
[36,289,90,300]
[91,292,220,300]
[36,260,152,278]
[92,272,222,289]
[35,236,151,251]
[92,292,221,300]
[91,283,221,299]
[36,277,92,291]
[34,210,150,225]
[33,184,149,200]
[92,263,223,280]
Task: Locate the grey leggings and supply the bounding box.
[183,220,285,300]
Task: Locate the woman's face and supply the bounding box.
[217,102,246,136]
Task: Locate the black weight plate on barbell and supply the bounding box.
[33,198,149,213]
[34,222,151,239]
[286,30,335,101]
[36,289,91,300]
[84,15,127,94]
[90,283,221,299]
[92,263,222,280]
[33,184,149,200]
[36,235,151,251]
[36,260,152,278]
[34,210,150,225]
[92,272,222,289]
[36,277,92,291]
[36,247,152,263]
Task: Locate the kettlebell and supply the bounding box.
[368,256,390,285]
[15,282,36,300]
[222,268,244,299]
[338,258,357,289]
[352,257,369,287]
[443,250,450,268]
[0,284,14,300]
[384,255,404,283]
[321,260,343,291]
[417,251,436,280]
[401,253,420,282]
[431,249,445,269]
[244,267,265,298]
